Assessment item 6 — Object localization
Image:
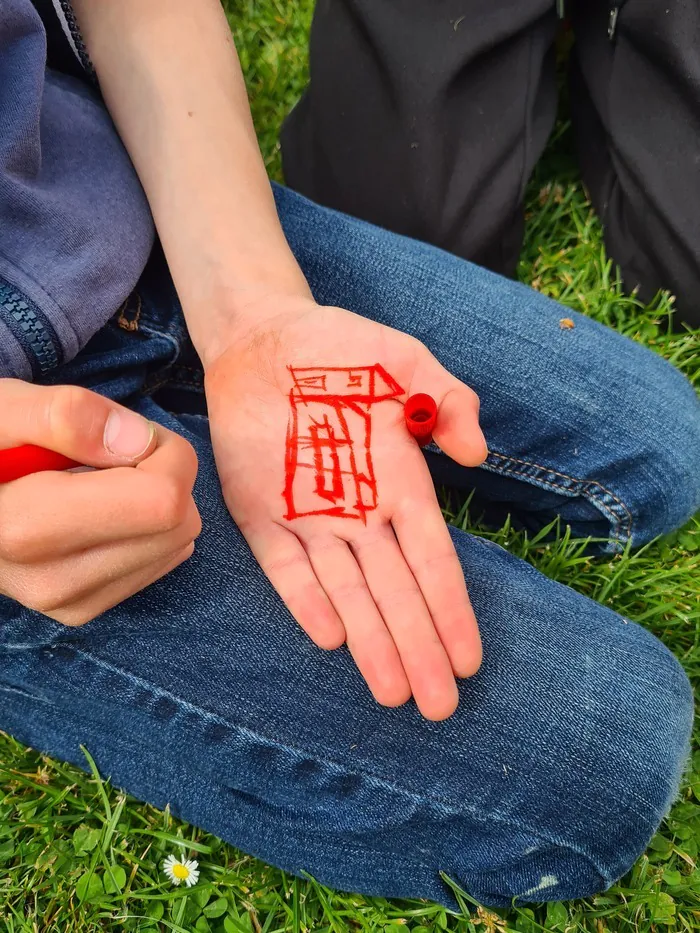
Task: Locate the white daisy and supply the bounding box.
[162,854,200,887]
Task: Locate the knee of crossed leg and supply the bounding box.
[615,355,700,546]
[532,624,689,905]
[564,623,693,893]
[447,592,694,908]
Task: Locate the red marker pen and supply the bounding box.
[404,393,438,447]
[0,444,82,484]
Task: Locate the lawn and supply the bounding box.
[1,1,699,931]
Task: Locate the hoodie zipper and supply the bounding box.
[57,0,97,81]
[0,280,62,378]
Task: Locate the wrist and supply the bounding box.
[184,274,314,371]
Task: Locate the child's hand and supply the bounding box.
[204,297,487,721]
[0,380,201,626]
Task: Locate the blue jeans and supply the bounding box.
[1,186,698,908]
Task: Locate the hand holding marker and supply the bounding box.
[0,444,82,483]
[0,393,439,482]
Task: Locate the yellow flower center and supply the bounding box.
[172,864,190,880]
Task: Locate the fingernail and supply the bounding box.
[104,410,155,459]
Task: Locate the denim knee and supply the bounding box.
[622,356,700,546]
[447,618,694,907]
[586,634,694,879]
[272,181,700,550]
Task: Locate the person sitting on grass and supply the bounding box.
[1,0,699,911]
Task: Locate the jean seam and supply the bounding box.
[167,380,206,393]
[55,645,614,886]
[116,294,143,333]
[101,725,442,874]
[0,680,449,896]
[478,449,634,550]
[138,324,181,361]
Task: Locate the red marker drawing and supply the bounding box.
[0,445,82,484]
[283,364,404,522]
[404,393,438,447]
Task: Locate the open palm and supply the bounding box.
[205,298,487,720]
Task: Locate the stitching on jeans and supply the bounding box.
[141,377,170,395]
[116,294,142,332]
[59,645,614,884]
[138,324,181,361]
[87,725,440,873]
[0,678,444,883]
[482,462,627,548]
[486,462,628,542]
[480,450,634,548]
[168,381,206,393]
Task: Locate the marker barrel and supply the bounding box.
[0,444,82,483]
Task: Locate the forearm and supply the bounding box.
[72,0,310,366]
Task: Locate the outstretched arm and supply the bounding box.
[71,0,310,367]
[72,0,487,720]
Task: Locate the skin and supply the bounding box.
[206,298,486,719]
[0,381,201,626]
[13,0,489,720]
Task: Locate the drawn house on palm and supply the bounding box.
[284,364,403,521]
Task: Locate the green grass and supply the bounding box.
[2,1,699,930]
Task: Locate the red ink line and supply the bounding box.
[288,506,363,520]
[372,363,404,400]
[291,391,398,404]
[294,464,358,477]
[296,374,327,390]
[292,366,375,373]
[334,400,371,521]
[310,419,344,502]
[283,392,300,520]
[284,364,405,521]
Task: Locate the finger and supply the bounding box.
[392,494,482,678]
[0,380,157,467]
[134,423,199,491]
[408,355,487,467]
[0,443,200,561]
[242,521,346,650]
[349,525,459,721]
[303,533,411,708]
[48,542,196,627]
[4,500,201,612]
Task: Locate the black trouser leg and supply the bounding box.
[571,0,700,327]
[281,0,558,277]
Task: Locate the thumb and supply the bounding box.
[0,379,157,467]
[409,358,488,467]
